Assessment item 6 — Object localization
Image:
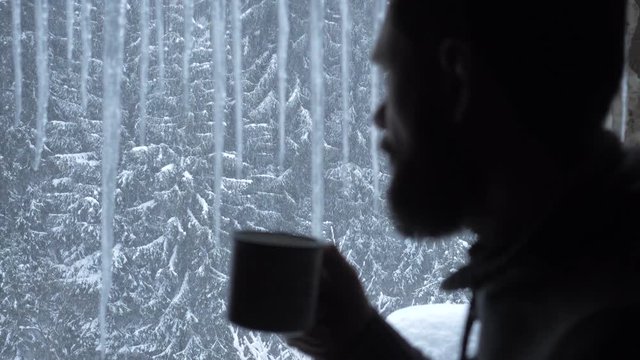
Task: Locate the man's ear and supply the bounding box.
[438,39,471,123]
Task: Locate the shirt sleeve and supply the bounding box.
[326,312,432,360]
[548,304,640,360]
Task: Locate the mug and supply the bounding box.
[227,230,326,333]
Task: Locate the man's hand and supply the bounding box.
[286,245,377,359]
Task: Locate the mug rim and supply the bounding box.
[233,230,325,249]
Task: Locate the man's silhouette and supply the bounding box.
[289,0,640,359]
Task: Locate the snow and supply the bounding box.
[387,304,479,360]
[249,91,276,120]
[57,253,101,288]
[52,152,98,166]
[187,209,203,229]
[131,235,165,260]
[128,199,156,212]
[197,193,209,217]
[160,163,175,173]
[223,151,237,160]
[52,177,72,187]
[112,243,126,269]
[83,196,100,207]
[131,145,149,153]
[117,169,134,186]
[169,245,178,276]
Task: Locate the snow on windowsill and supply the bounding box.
[387,304,479,360]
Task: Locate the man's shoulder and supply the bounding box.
[615,146,640,196]
[548,303,640,360]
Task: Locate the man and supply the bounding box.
[288,0,640,359]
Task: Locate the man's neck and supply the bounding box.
[467,131,620,250]
[470,138,606,247]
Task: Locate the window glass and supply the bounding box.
[1,0,526,359]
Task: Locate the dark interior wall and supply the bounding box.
[631,0,640,74]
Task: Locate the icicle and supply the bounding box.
[100,0,126,357]
[156,0,165,94]
[231,0,243,178]
[11,0,22,127]
[370,0,385,212]
[340,0,351,174]
[620,14,631,143]
[621,66,628,142]
[310,0,324,239]
[370,86,380,212]
[67,0,74,64]
[80,0,91,112]
[139,0,150,145]
[277,0,289,171]
[33,0,49,171]
[183,0,193,117]
[212,0,227,247]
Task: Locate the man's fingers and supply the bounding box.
[321,245,359,280]
[285,334,330,356]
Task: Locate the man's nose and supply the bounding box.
[374,104,386,129]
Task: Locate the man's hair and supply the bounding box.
[394,0,627,145]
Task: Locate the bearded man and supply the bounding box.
[288,1,640,359]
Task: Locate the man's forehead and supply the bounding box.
[387,0,468,41]
[372,5,416,67]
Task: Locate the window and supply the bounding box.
[2,0,637,359]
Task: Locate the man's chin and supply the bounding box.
[388,167,465,240]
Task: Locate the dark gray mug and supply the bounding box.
[227,231,326,333]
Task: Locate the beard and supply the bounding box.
[387,147,471,239]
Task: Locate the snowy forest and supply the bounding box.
[0,0,474,358]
